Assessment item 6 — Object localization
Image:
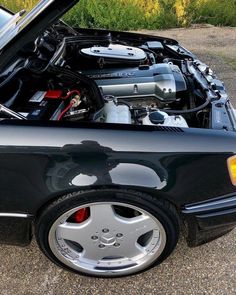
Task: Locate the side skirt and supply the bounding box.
[0,213,33,246]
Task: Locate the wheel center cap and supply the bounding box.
[100,233,116,245]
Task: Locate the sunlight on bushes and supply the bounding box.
[0,0,36,12]
[0,0,235,30]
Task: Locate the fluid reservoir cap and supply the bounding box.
[149,111,165,124]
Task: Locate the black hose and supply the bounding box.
[4,79,23,108]
[136,112,148,120]
[117,99,132,108]
[164,97,211,115]
[0,67,25,88]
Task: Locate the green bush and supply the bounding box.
[64,0,145,30]
[0,0,36,12]
[63,0,182,30]
[196,0,236,27]
[0,0,235,30]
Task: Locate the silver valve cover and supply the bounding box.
[83,63,187,103]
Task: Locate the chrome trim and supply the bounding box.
[183,195,236,214]
[0,213,31,218]
[0,104,27,120]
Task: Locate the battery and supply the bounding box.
[19,91,64,120]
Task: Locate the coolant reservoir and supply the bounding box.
[164,114,189,128]
[143,110,189,128]
[104,101,131,124]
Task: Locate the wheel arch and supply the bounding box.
[34,185,181,226]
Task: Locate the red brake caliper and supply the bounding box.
[74,208,89,223]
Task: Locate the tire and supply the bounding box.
[35,189,180,277]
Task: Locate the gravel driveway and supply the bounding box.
[0,26,236,295]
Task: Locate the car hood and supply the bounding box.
[0,0,80,69]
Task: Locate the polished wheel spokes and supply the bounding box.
[49,202,166,276]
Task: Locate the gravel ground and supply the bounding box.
[0,26,236,295]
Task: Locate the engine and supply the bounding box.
[0,24,219,130]
[79,44,188,127]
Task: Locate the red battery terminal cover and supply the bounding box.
[44,90,63,99]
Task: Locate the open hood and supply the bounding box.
[0,0,80,69]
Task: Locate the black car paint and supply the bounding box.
[0,120,236,246]
[183,194,236,246]
[0,0,236,249]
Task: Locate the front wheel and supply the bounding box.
[35,190,180,277]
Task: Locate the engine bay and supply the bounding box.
[0,22,233,130]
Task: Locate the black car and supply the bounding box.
[0,0,236,277]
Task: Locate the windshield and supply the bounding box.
[0,6,14,28]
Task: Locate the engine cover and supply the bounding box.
[80,44,147,66]
[83,63,187,103]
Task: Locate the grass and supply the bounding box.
[219,55,236,71]
[0,0,235,30]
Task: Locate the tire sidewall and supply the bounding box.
[35,189,179,277]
